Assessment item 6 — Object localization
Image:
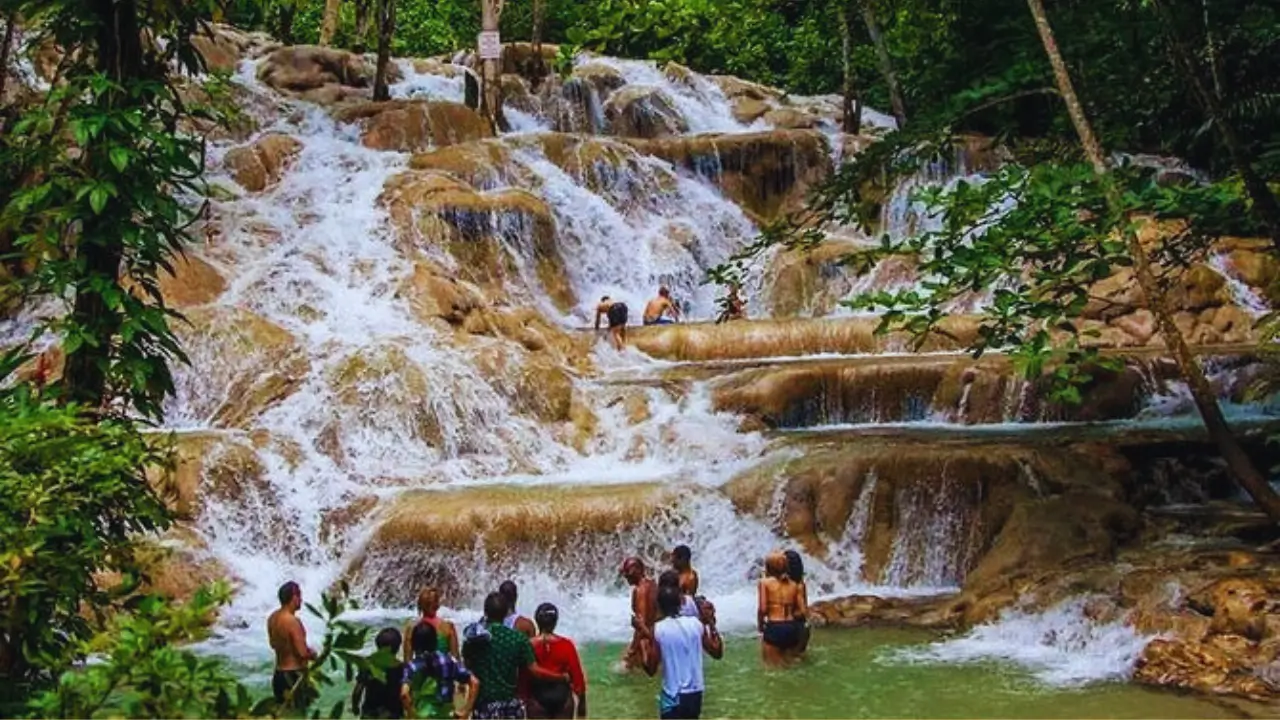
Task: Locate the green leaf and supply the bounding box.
[109,147,131,172]
[89,186,109,215]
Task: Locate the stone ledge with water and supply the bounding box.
[6,23,1280,718]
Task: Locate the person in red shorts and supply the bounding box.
[527,603,587,719]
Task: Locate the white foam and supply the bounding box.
[896,597,1153,686]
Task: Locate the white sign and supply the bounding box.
[478,31,502,60]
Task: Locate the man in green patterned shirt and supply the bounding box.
[466,593,569,720]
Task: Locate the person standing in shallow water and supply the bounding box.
[638,586,724,719]
[658,570,699,618]
[595,296,628,351]
[621,556,659,670]
[468,592,570,720]
[267,581,317,711]
[671,545,699,597]
[784,549,811,654]
[405,587,460,661]
[498,580,538,639]
[757,551,808,666]
[528,603,588,719]
[351,627,409,719]
[405,622,478,719]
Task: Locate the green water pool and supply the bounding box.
[236,628,1237,718]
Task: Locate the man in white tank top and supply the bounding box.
[638,586,723,719]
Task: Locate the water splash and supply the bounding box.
[896,597,1152,686]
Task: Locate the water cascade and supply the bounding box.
[4,28,1278,702]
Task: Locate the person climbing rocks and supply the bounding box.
[658,570,699,618]
[637,585,724,719]
[757,551,808,666]
[405,622,478,719]
[715,283,746,324]
[468,592,570,720]
[498,580,539,639]
[643,287,682,326]
[621,556,659,671]
[528,603,588,719]
[595,296,629,351]
[671,545,699,597]
[404,587,460,662]
[783,549,812,654]
[267,581,318,711]
[351,627,409,719]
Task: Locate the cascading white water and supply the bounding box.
[897,597,1153,686]
[166,53,924,666]
[584,56,765,135]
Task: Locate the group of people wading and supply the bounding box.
[593,284,747,351]
[266,547,809,720]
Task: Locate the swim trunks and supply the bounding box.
[607,302,628,328]
[272,668,315,708]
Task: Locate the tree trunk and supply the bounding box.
[862,0,906,128]
[1150,0,1280,256]
[839,1,860,134]
[0,11,17,106]
[354,0,373,53]
[277,1,296,44]
[479,0,505,130]
[319,0,342,46]
[372,0,394,101]
[530,0,546,86]
[1026,0,1280,523]
[64,0,147,409]
[1201,0,1224,100]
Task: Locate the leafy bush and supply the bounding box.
[29,583,374,719]
[0,396,173,694]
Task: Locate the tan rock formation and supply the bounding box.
[222,133,303,192]
[190,23,279,73]
[155,254,227,308]
[409,140,517,188]
[626,130,832,221]
[572,62,626,97]
[381,170,575,312]
[763,107,820,130]
[257,45,397,93]
[347,482,679,604]
[605,86,688,139]
[334,100,493,152]
[630,317,979,361]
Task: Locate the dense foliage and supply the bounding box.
[0,394,172,696]
[231,0,1280,179]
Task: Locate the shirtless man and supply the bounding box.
[499,580,539,638]
[671,545,699,597]
[621,556,658,670]
[756,552,808,666]
[594,296,628,351]
[643,287,681,326]
[268,581,317,709]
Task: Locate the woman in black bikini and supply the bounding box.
[757,551,808,666]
